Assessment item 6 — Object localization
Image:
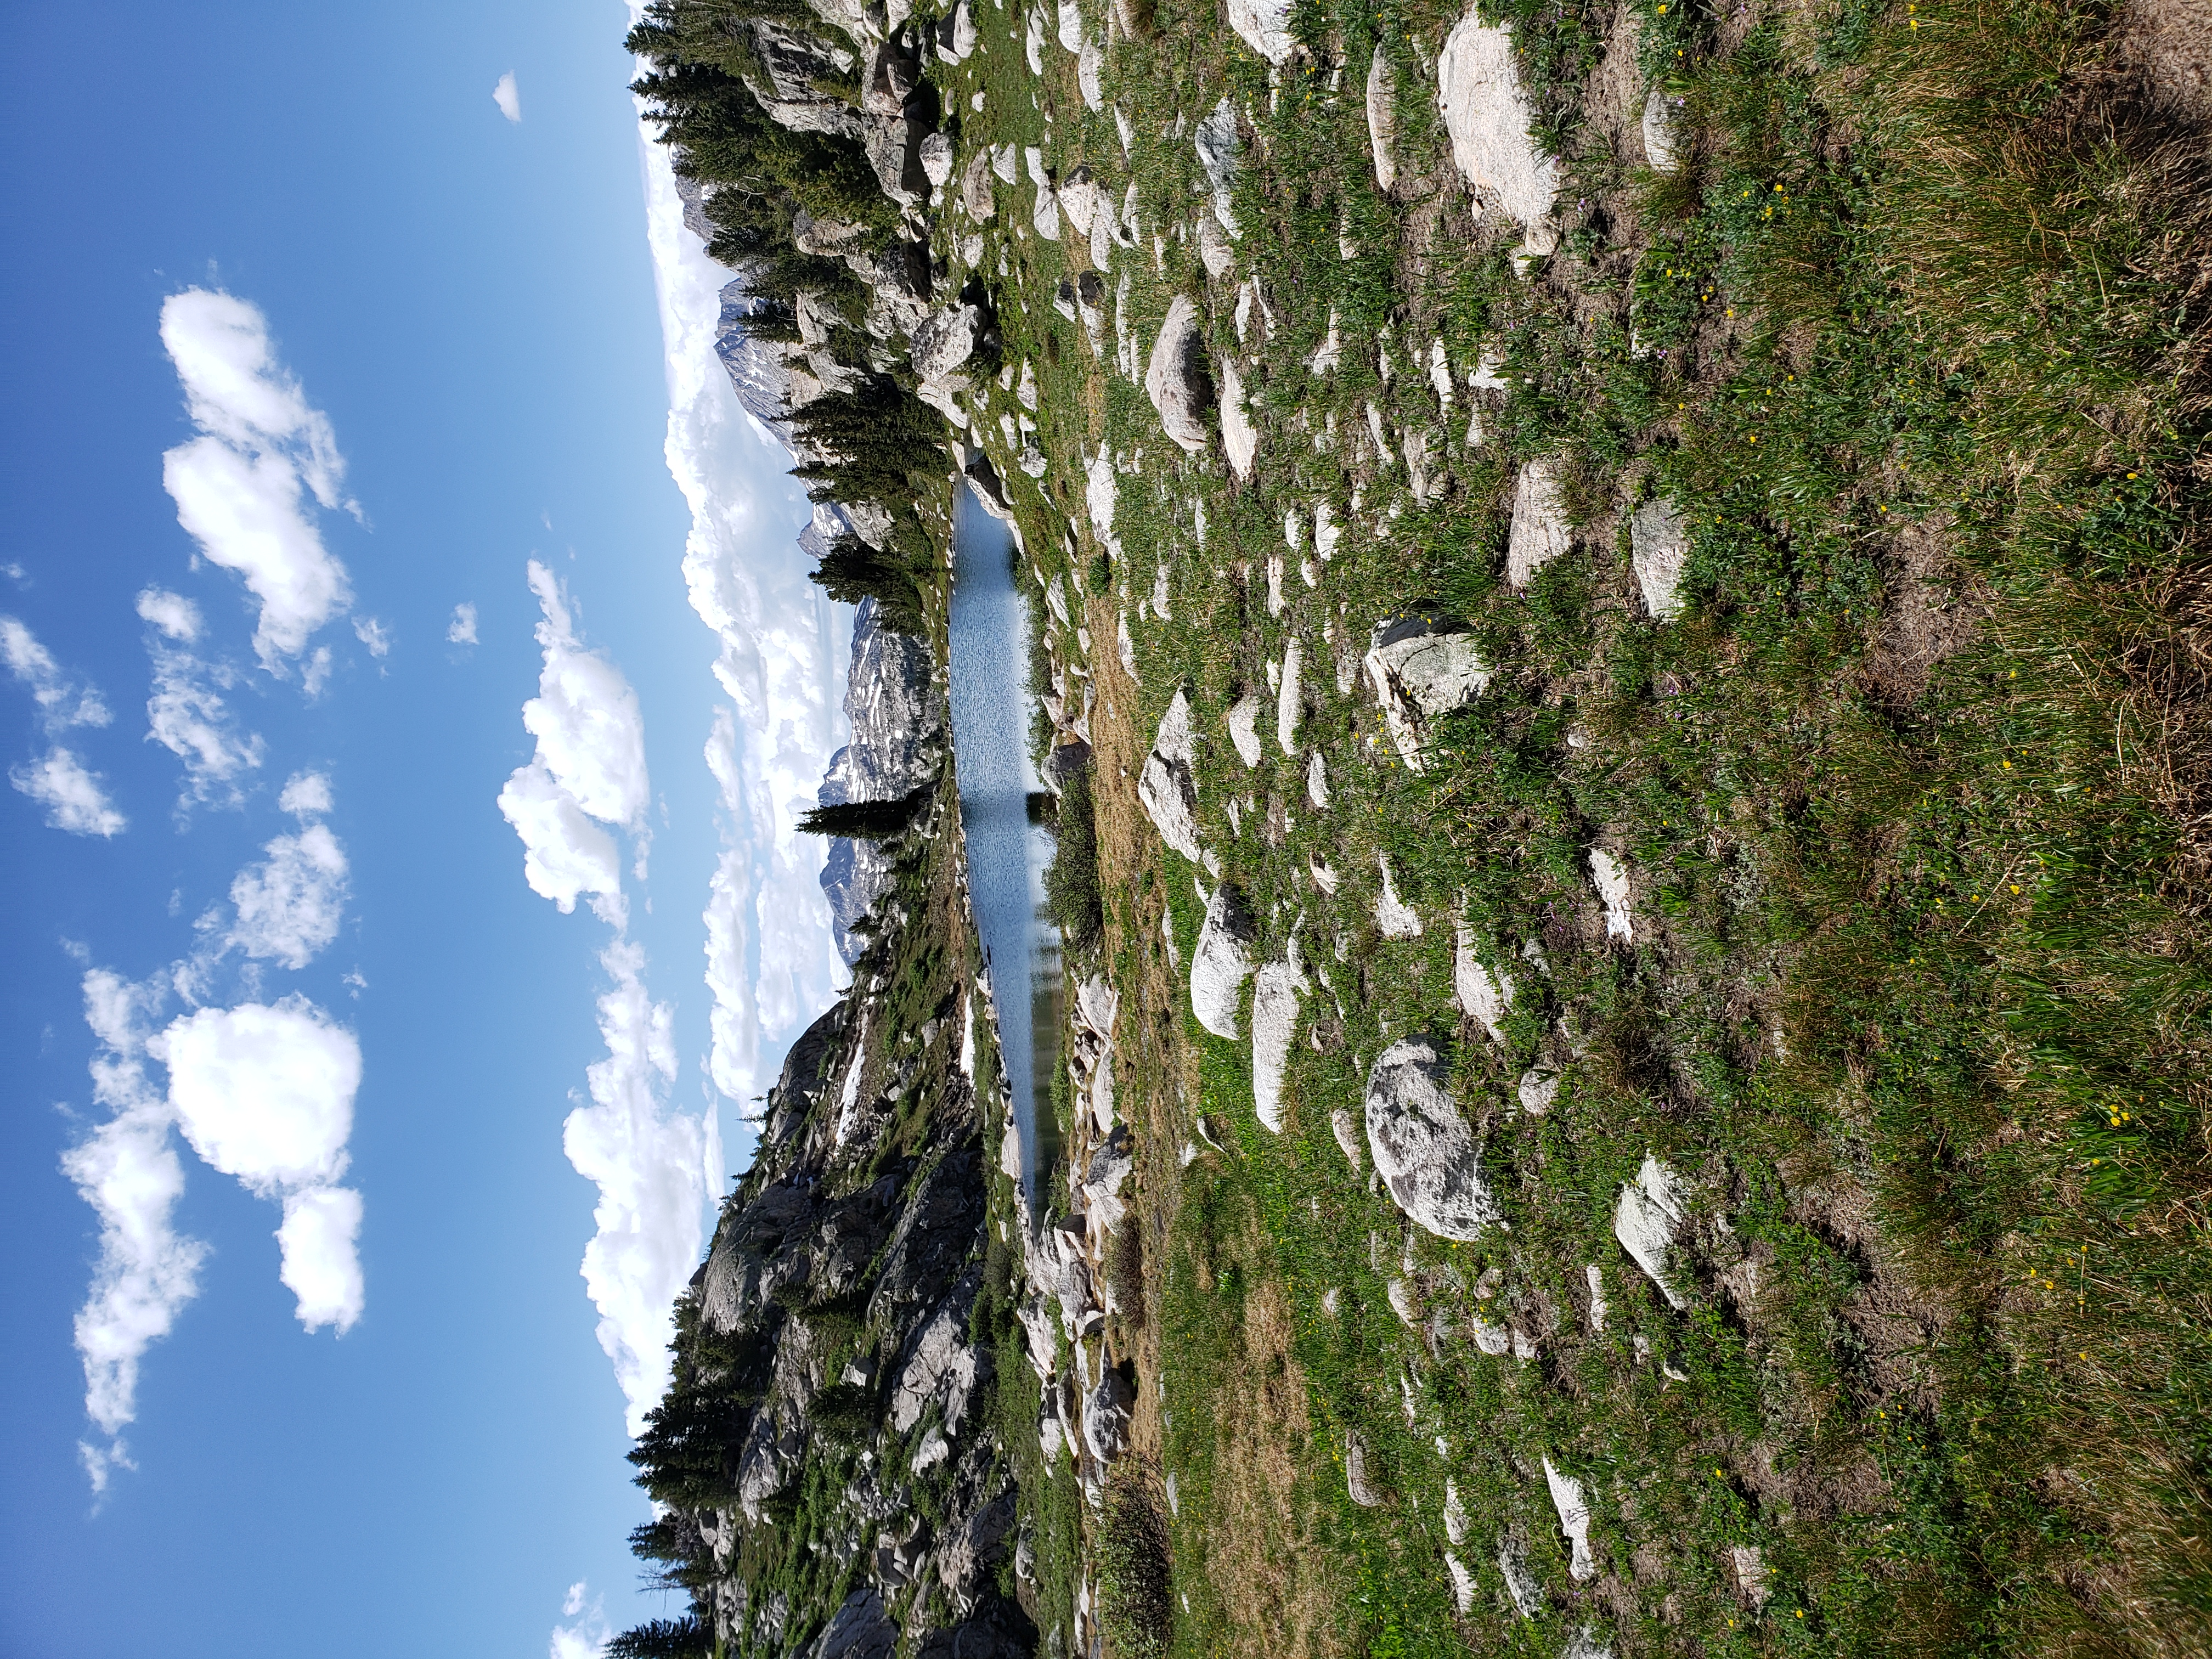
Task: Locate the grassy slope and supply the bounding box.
[932,0,2212,1651]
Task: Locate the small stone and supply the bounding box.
[1145,295,1213,453]
[1454,922,1513,1043]
[1331,1106,1363,1171]
[1642,85,1682,173]
[1346,1434,1385,1506]
[1387,1277,1422,1325]
[1220,358,1260,480]
[1250,959,1306,1131]
[1306,749,1330,809]
[1499,1535,1544,1618]
[1366,50,1398,191]
[1543,1457,1599,1582]
[1226,0,1293,65]
[1516,1066,1559,1115]
[1588,848,1634,940]
[1584,1262,1607,1333]
[1364,615,1491,771]
[1444,1552,1477,1615]
[1226,694,1263,768]
[1277,635,1304,754]
[1614,1154,1687,1308]
[1630,498,1689,620]
[1375,855,1423,939]
[1138,688,1204,862]
[1190,884,1256,1039]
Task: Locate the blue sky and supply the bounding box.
[0,2,849,1654]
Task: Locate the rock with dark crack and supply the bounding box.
[1146,295,1214,453]
[1364,1037,1502,1241]
[1364,615,1491,771]
[1137,687,1205,863]
[1082,1367,1136,1462]
[1190,883,1256,1039]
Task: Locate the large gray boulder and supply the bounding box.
[1364,615,1491,771]
[911,303,985,382]
[1436,12,1559,243]
[1146,295,1213,453]
[1364,1037,1501,1242]
[1082,1368,1135,1462]
[1137,687,1204,862]
[813,1587,898,1659]
[1190,884,1255,1039]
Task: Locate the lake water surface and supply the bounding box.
[946,484,1060,1217]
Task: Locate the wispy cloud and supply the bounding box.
[63,970,206,1493]
[549,1582,608,1659]
[139,597,266,808]
[12,748,126,836]
[447,602,479,646]
[0,615,111,731]
[157,290,354,669]
[352,617,390,658]
[493,72,522,124]
[635,127,848,1114]
[229,775,348,969]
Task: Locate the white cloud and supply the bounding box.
[12,747,126,836]
[498,758,624,919]
[160,997,360,1199]
[136,588,203,644]
[142,635,265,806]
[159,291,353,668]
[561,939,704,1435]
[61,970,207,1487]
[635,129,848,1112]
[447,602,479,645]
[279,769,333,817]
[230,821,348,968]
[352,616,390,658]
[493,72,522,123]
[0,615,111,730]
[549,1583,607,1659]
[522,562,649,829]
[275,1184,365,1333]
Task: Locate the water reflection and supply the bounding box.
[946,484,1061,1220]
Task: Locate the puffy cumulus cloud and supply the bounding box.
[522,562,649,830]
[278,769,333,817]
[635,129,848,1110]
[562,940,708,1434]
[275,1185,365,1333]
[157,290,353,669]
[61,970,207,1489]
[447,601,479,645]
[0,614,111,731]
[230,820,348,968]
[160,998,360,1199]
[493,72,522,123]
[136,588,203,644]
[142,634,265,806]
[498,758,624,920]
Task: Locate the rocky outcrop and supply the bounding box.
[1191,884,1256,1039]
[1138,687,1205,863]
[1437,12,1560,245]
[1364,615,1491,771]
[1364,1037,1501,1242]
[819,598,946,963]
[1146,295,1214,453]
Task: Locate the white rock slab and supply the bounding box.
[1364,617,1491,770]
[1366,50,1398,191]
[1220,358,1259,479]
[1631,498,1689,620]
[1308,309,1342,375]
[1190,884,1255,1038]
[1226,694,1263,768]
[1542,1457,1598,1582]
[1306,748,1330,809]
[1437,12,1559,239]
[1226,0,1294,64]
[1454,921,1514,1043]
[1330,1105,1363,1170]
[1499,1534,1543,1617]
[1642,86,1681,173]
[1057,0,1083,50]
[1587,848,1633,940]
[1277,635,1303,753]
[1506,459,1571,587]
[1146,294,1211,453]
[1364,1037,1500,1242]
[1444,1551,1477,1615]
[1444,1480,1469,1545]
[1375,855,1423,939]
[1308,853,1339,895]
[1250,959,1306,1130]
[1584,1263,1607,1333]
[1138,687,1204,862]
[1195,97,1244,232]
[1086,445,1118,548]
[1614,1153,1687,1308]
